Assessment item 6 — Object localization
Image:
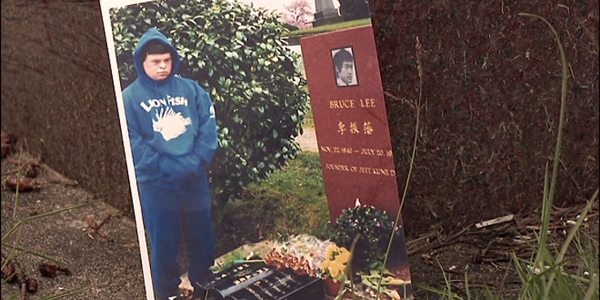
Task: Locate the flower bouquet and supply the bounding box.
[323,199,408,299]
[263,234,334,277]
[331,199,403,271]
[316,243,405,299]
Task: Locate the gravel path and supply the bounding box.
[297,126,319,153]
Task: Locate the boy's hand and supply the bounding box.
[159,154,200,182]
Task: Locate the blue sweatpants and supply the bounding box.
[138,182,215,299]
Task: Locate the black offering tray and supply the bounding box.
[197,262,322,300]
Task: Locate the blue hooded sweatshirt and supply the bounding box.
[123,28,217,189]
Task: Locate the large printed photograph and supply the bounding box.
[100,0,412,299]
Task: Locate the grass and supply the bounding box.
[284,18,372,37]
[303,106,315,128]
[244,151,331,240]
[509,13,599,300]
[218,152,331,248]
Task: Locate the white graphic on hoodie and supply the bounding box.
[152,107,192,141]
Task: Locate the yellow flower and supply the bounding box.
[326,244,336,258]
[336,249,351,262]
[319,244,351,280]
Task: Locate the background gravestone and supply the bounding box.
[313,0,343,27]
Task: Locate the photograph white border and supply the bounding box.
[99,1,158,299]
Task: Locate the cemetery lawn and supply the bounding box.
[284,18,372,37]
[212,152,599,299]
[213,152,332,253]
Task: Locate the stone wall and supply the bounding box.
[1,0,133,216]
[370,0,599,235]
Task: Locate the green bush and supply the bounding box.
[109,0,310,207]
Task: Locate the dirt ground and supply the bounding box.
[1,132,598,300]
[1,152,148,299]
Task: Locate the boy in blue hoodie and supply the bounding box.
[122,28,218,300]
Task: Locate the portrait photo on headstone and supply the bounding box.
[331,46,359,87]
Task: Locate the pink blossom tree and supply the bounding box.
[281,0,313,29]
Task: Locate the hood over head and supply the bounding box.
[133,28,181,85]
